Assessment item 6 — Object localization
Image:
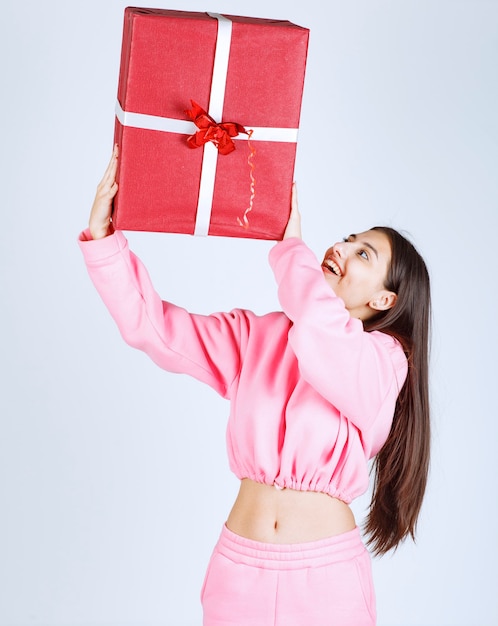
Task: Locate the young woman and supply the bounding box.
[79,147,431,625]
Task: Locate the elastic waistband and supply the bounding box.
[215,525,366,571]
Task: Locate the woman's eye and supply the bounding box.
[359,249,368,260]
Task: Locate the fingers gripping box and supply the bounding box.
[112,7,309,240]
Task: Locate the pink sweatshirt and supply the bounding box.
[78,230,408,504]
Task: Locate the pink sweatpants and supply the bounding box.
[201,525,376,626]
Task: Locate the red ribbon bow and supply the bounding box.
[185,100,248,155]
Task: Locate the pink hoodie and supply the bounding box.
[79,231,407,504]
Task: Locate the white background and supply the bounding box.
[1,1,497,625]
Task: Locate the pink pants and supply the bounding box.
[201,525,376,626]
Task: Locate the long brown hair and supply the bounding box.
[363,226,431,555]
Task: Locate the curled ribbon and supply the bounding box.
[237,129,256,229]
[185,100,248,155]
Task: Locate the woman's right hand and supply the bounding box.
[89,145,119,239]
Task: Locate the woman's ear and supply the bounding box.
[369,290,397,312]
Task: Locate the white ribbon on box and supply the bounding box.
[115,12,299,236]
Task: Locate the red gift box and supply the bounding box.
[112,7,309,240]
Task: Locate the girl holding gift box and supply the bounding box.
[79,146,431,626]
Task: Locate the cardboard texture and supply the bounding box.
[113,7,309,239]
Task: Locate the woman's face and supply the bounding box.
[321,229,397,321]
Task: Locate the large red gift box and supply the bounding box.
[112,7,309,239]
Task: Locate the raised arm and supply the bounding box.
[79,148,247,398]
[270,189,407,430]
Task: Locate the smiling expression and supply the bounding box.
[321,230,397,321]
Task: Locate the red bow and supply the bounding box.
[185,100,248,155]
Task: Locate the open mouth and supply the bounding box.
[322,258,342,277]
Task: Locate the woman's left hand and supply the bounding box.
[283,182,302,240]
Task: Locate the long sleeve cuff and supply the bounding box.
[77,229,129,263]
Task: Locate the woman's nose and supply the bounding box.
[333,242,346,258]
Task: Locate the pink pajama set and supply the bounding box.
[79,230,408,625]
